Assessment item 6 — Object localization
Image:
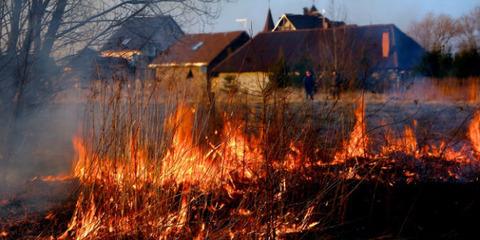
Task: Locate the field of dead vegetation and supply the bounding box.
[1,88,479,239]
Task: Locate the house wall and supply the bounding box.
[276,18,296,31]
[212,72,270,95]
[154,66,209,102]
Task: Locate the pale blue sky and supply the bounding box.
[190,0,479,34]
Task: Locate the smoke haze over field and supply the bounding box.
[0,103,81,192]
[191,0,479,34]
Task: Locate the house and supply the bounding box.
[100,15,184,80]
[149,31,250,101]
[272,5,346,32]
[62,48,101,88]
[212,24,425,93]
[101,15,183,60]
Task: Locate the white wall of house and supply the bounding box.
[154,66,209,102]
[213,72,271,95]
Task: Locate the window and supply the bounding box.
[121,38,131,46]
[187,69,194,79]
[192,42,204,51]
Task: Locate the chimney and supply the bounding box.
[382,32,390,58]
[303,7,309,15]
[310,5,319,15]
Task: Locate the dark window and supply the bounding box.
[187,69,194,79]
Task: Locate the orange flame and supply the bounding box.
[469,112,480,154]
[382,125,419,157]
[334,98,368,163]
[61,103,480,239]
[63,104,277,239]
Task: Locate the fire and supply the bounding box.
[71,104,265,190]
[62,104,299,239]
[469,111,480,154]
[328,98,480,182]
[58,101,480,239]
[382,124,419,157]
[334,99,480,164]
[334,98,368,163]
[30,175,73,182]
[160,105,216,188]
[379,115,480,166]
[60,193,102,240]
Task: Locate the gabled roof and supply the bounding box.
[273,9,346,32]
[213,24,425,73]
[102,16,183,52]
[150,31,250,68]
[284,14,325,30]
[64,48,99,67]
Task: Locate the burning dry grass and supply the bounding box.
[329,95,480,183]
[2,77,480,239]
[469,111,480,153]
[59,84,479,239]
[54,80,337,239]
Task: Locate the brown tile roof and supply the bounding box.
[150,31,250,68]
[213,24,425,73]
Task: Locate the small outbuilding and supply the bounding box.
[149,31,250,101]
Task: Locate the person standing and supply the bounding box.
[332,71,342,100]
[303,70,315,100]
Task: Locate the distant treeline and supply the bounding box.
[418,48,480,78]
[408,7,480,79]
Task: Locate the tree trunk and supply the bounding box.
[22,0,46,55]
[0,2,4,50]
[4,0,41,176]
[6,0,22,57]
[40,0,67,58]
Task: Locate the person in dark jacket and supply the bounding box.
[303,70,315,100]
[332,71,342,100]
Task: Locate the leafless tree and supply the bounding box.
[408,13,460,52]
[0,0,224,170]
[457,7,480,52]
[318,0,378,95]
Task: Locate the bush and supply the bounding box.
[453,49,480,78]
[417,50,453,78]
[268,54,291,89]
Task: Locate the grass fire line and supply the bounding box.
[51,97,480,239]
[2,90,479,239]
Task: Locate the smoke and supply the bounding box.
[0,50,95,195]
[0,101,82,191]
[386,77,480,103]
